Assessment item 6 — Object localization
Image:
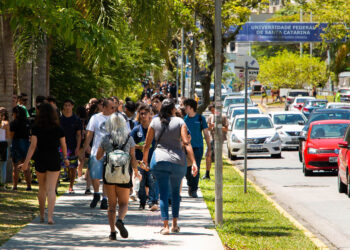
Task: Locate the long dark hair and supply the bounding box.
[12,106,27,124]
[159,98,175,125]
[34,103,60,128]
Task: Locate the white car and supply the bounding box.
[289,96,316,112]
[226,103,256,118]
[270,111,307,149]
[228,107,262,129]
[227,114,282,159]
[223,96,254,114]
[209,83,229,101]
[326,102,350,109]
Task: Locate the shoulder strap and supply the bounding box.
[198,114,203,131]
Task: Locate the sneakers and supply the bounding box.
[202,175,210,180]
[85,189,92,195]
[90,193,101,208]
[150,204,158,211]
[130,195,137,201]
[100,198,108,210]
[26,186,32,191]
[116,219,128,238]
[139,204,145,210]
[190,191,198,198]
[109,231,117,240]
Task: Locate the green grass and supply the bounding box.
[199,158,317,249]
[0,179,69,245]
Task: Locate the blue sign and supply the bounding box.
[230,22,328,43]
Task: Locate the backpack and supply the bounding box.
[104,135,131,185]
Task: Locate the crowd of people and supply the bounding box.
[0,80,228,240]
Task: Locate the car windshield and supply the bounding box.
[235,117,273,130]
[273,114,305,125]
[224,98,251,107]
[295,98,310,103]
[340,89,350,94]
[310,123,348,139]
[289,92,309,97]
[232,109,260,119]
[307,101,327,107]
[309,112,350,123]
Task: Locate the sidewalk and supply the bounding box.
[1,180,224,250]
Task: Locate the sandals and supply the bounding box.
[160,227,170,235]
[171,226,180,233]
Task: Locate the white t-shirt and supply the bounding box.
[86,113,110,156]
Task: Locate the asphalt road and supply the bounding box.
[221,104,350,249]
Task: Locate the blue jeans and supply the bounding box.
[186,147,203,193]
[138,168,159,206]
[0,147,8,184]
[150,156,186,221]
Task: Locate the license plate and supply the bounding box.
[291,138,299,142]
[248,144,263,150]
[329,157,338,163]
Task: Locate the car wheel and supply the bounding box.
[303,162,312,176]
[338,172,346,193]
[271,153,281,158]
[230,154,237,160]
[228,149,231,159]
[298,146,303,162]
[347,173,350,198]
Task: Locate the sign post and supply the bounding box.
[214,0,223,225]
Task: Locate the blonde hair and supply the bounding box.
[105,113,129,145]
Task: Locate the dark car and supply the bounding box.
[302,99,328,118]
[298,109,350,162]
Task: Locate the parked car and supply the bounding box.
[223,96,254,114]
[289,97,315,112]
[339,88,350,102]
[285,89,310,111]
[226,103,255,118]
[270,111,307,149]
[326,102,350,109]
[302,99,328,118]
[227,114,282,160]
[337,126,350,195]
[228,107,262,129]
[298,109,350,162]
[209,83,229,101]
[301,120,349,176]
[195,82,202,101]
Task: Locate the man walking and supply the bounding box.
[83,98,115,209]
[183,99,211,198]
[60,99,82,193]
[204,104,228,180]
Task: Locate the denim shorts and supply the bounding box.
[11,139,30,164]
[88,155,104,180]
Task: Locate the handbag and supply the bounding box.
[0,141,8,161]
[104,136,131,185]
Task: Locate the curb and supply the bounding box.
[229,160,329,250]
[257,103,267,113]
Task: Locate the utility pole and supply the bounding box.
[180,28,184,98]
[190,12,196,99]
[300,8,303,57]
[214,0,223,225]
[176,41,179,103]
[310,12,313,58]
[244,62,248,193]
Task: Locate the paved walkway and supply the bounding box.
[1,180,223,250]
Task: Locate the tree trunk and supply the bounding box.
[33,35,48,99]
[17,60,32,99]
[0,15,15,114]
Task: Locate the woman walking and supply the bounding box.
[96,113,139,240]
[0,108,10,189]
[142,98,198,235]
[10,106,32,190]
[21,103,69,224]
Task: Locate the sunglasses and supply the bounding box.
[139,112,149,116]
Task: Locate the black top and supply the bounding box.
[32,125,65,153]
[10,120,30,140]
[60,114,83,153]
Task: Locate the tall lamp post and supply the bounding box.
[214,0,223,225]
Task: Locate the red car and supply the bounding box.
[302,120,350,176]
[337,125,350,196]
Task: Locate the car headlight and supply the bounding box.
[268,133,280,143]
[231,134,242,143]
[308,148,318,154]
